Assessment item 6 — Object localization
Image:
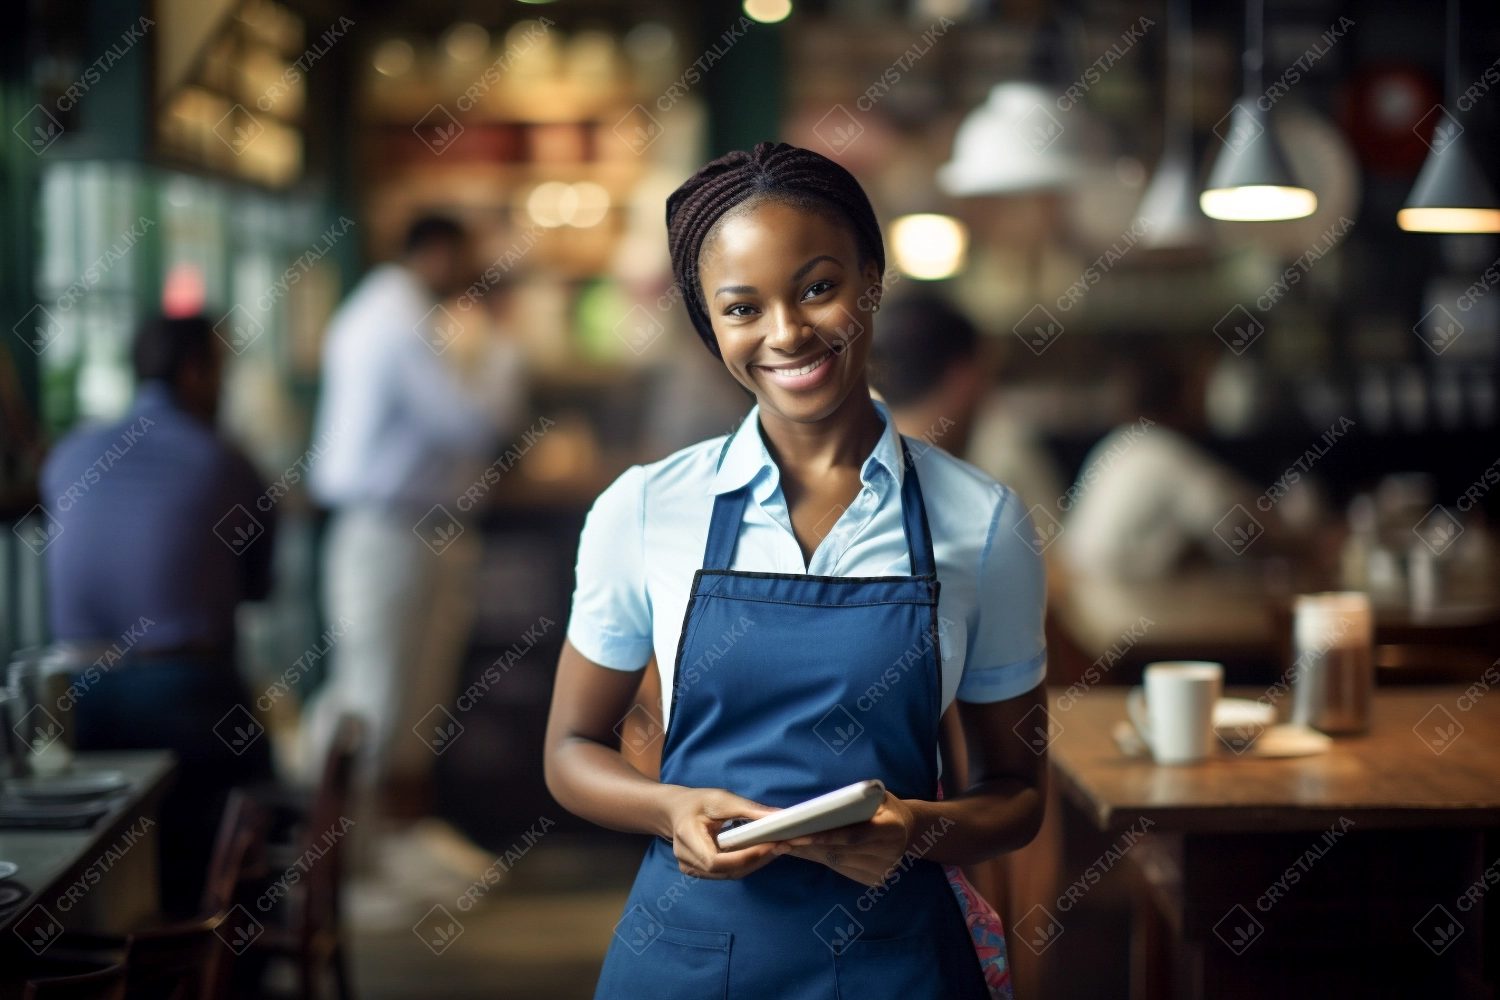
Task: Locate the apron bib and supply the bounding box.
[595,438,1006,1000]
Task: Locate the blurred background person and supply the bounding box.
[301,215,524,883]
[869,293,1063,517]
[40,314,276,917]
[1059,359,1262,582]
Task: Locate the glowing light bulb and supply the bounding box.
[373,39,414,77]
[1397,207,1500,233]
[1199,185,1317,222]
[890,214,968,280]
[744,0,792,25]
[444,23,489,63]
[568,183,611,227]
[527,182,572,228]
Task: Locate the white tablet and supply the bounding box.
[715,780,886,851]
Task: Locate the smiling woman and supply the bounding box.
[544,142,1047,1000]
[697,197,886,560]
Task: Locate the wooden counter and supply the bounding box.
[1047,686,1500,833]
[1039,687,1499,999]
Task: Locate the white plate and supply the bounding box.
[1112,720,1331,760]
[1212,698,1277,730]
[1212,698,1279,753]
[4,771,129,802]
[1250,724,1333,758]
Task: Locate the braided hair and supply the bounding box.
[665,141,886,358]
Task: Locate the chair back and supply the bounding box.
[22,965,127,1000]
[302,715,365,941]
[199,789,269,916]
[123,915,220,1000]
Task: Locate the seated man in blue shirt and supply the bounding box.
[41,314,275,916]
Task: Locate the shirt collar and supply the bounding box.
[708,397,906,496]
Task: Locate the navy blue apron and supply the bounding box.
[595,438,988,1000]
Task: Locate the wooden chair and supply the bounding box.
[199,790,270,999]
[21,965,127,1000]
[121,915,222,1000]
[22,918,225,1000]
[40,791,270,999]
[250,714,364,1000]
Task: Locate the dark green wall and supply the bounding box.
[700,1,784,159]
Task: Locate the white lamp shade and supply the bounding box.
[937,82,1080,197]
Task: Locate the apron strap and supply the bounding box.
[703,437,938,577]
[702,487,750,571]
[898,437,937,578]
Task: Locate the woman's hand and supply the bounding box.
[771,792,918,886]
[666,787,781,880]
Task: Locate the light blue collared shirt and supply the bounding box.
[567,400,1047,726]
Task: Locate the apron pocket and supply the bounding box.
[597,922,732,1000]
[834,930,948,1000]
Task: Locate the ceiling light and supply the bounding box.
[1398,0,1500,233]
[372,39,414,77]
[527,182,612,228]
[744,0,792,25]
[937,82,1080,196]
[1201,182,1319,222]
[890,214,968,280]
[1200,0,1316,222]
[444,23,489,63]
[528,182,574,228]
[1398,206,1500,232]
[568,183,611,227]
[1138,0,1211,248]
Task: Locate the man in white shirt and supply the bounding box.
[1058,360,1256,582]
[303,217,522,823]
[1060,424,1248,580]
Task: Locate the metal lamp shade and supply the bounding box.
[1199,100,1317,221]
[1138,142,1212,248]
[1397,128,1500,232]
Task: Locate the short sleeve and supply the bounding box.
[566,465,654,671]
[956,487,1048,702]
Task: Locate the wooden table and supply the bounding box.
[0,751,175,961]
[1044,687,1500,999]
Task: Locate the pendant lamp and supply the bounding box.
[1199,0,1317,222]
[1397,0,1500,232]
[1138,0,1211,247]
[936,81,1080,196]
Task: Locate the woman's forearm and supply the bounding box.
[544,644,688,840]
[545,734,685,839]
[903,774,1046,867]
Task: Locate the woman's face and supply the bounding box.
[698,198,882,425]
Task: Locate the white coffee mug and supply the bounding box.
[1127,661,1224,765]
